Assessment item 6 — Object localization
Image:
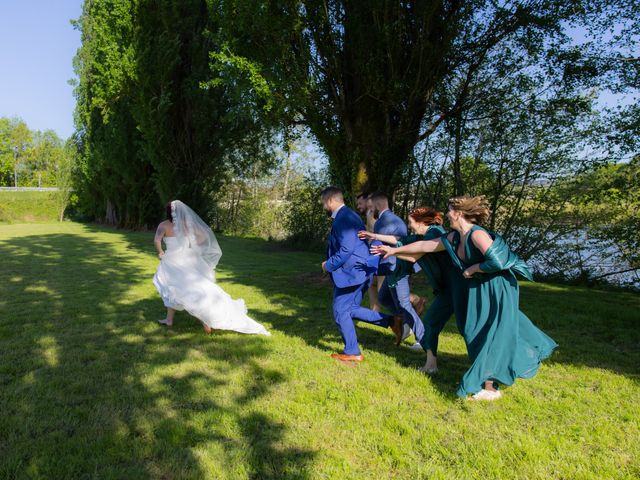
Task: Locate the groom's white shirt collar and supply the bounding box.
[331,203,345,219]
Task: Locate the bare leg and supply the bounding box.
[484,380,498,392]
[158,307,176,326]
[368,281,380,311]
[374,275,386,311]
[419,349,438,374]
[405,292,426,344]
[368,275,385,311]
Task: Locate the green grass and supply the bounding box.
[0,191,60,223]
[0,222,638,479]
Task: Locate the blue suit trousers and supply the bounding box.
[333,275,393,355]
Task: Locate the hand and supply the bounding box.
[321,261,327,273]
[371,244,394,259]
[358,230,375,240]
[158,251,165,259]
[463,264,479,279]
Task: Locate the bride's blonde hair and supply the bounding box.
[448,195,491,225]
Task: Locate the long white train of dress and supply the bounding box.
[153,237,270,335]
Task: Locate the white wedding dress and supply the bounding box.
[153,201,270,336]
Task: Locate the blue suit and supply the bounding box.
[373,209,408,275]
[326,206,393,355]
[374,210,427,348]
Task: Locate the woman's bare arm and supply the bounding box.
[463,229,495,277]
[372,238,445,258]
[154,223,166,258]
[357,230,399,245]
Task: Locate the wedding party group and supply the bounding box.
[152,188,557,402]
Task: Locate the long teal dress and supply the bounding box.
[390,225,467,354]
[442,225,558,397]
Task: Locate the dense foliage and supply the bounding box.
[209,0,637,200]
[0,117,66,189]
[70,0,637,283]
[72,0,274,227]
[0,117,75,221]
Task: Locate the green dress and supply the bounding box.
[443,225,558,397]
[390,225,467,354]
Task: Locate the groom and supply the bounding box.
[320,187,402,362]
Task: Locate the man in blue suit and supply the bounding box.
[320,187,402,362]
[369,192,426,348]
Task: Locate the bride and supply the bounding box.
[153,200,270,336]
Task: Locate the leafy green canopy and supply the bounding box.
[72,0,274,227]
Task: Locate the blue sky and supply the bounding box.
[0,1,81,139]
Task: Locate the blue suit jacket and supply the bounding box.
[374,209,408,275]
[326,206,373,288]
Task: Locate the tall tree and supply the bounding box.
[133,0,273,221]
[213,0,586,199]
[73,0,277,227]
[26,130,64,188]
[0,118,16,186]
[9,119,32,187]
[73,0,155,227]
[55,140,78,222]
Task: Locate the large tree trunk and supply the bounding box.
[299,1,460,199]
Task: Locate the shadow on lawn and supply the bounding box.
[86,225,640,388]
[105,227,468,389]
[81,225,471,398]
[0,231,315,479]
[186,235,640,384]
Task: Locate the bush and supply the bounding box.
[283,173,331,251]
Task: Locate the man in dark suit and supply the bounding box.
[370,192,426,348]
[320,187,402,362]
[356,192,383,312]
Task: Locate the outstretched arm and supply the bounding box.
[371,238,444,258]
[357,230,399,245]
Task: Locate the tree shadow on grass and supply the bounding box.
[200,235,640,384]
[0,230,316,479]
[106,229,481,397]
[89,226,639,393]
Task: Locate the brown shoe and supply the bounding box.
[330,353,364,362]
[202,323,212,335]
[414,296,427,317]
[390,315,403,346]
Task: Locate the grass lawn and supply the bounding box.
[0,191,60,223]
[1,222,638,479]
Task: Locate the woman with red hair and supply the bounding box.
[360,207,457,374]
[372,196,557,401]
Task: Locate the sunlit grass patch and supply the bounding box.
[0,222,638,479]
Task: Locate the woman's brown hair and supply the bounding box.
[165,202,173,222]
[447,195,491,225]
[408,207,444,226]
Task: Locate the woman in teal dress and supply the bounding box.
[360,207,465,375]
[372,196,557,401]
